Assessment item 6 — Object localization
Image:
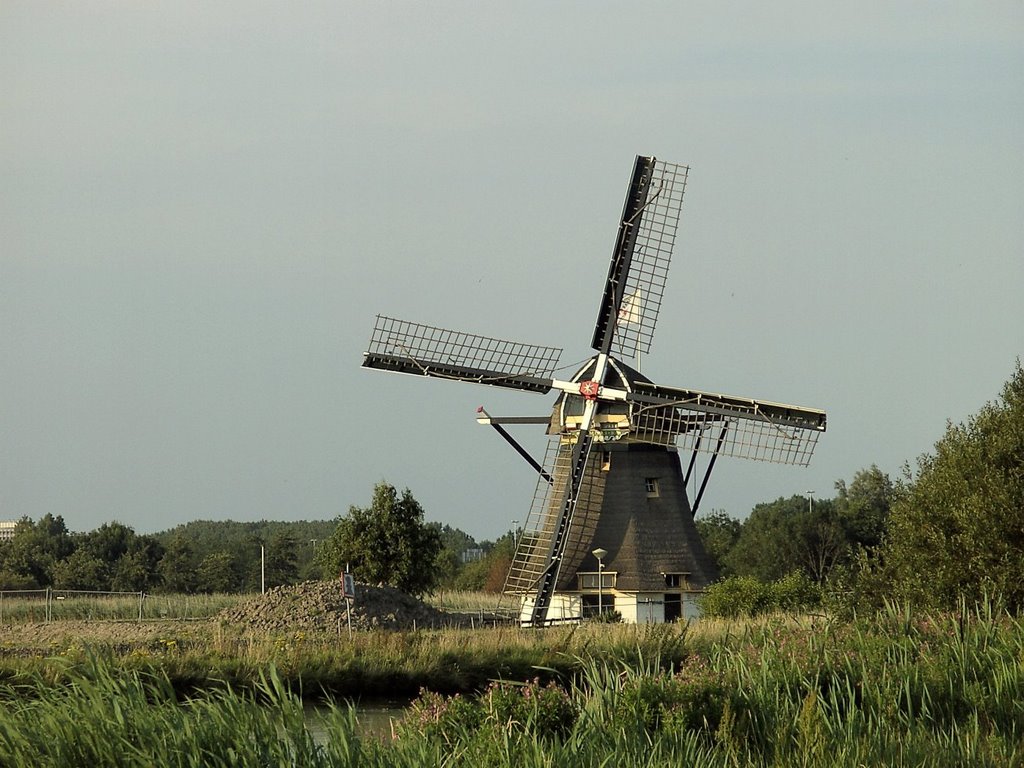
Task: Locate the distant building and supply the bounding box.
[0,520,17,542]
[460,548,484,564]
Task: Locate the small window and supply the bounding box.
[601,451,612,472]
[578,572,616,590]
[663,572,690,589]
[645,478,660,497]
[581,594,616,618]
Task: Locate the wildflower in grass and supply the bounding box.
[483,678,576,737]
[400,688,482,746]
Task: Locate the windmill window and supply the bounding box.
[581,594,616,618]
[663,572,690,589]
[601,452,612,471]
[578,571,616,590]
[645,478,660,497]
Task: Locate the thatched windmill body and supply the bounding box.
[363,156,826,626]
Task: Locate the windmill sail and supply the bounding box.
[363,315,562,394]
[592,157,689,362]
[627,381,826,466]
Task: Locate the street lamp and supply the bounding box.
[592,547,608,617]
[806,490,815,514]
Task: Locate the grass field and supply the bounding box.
[0,589,244,623]
[0,601,1020,766]
[0,587,495,624]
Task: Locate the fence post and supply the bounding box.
[138,591,144,622]
[45,587,51,623]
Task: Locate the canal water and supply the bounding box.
[304,700,410,743]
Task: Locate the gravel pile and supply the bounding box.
[217,580,466,633]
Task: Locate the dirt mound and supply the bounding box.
[218,580,464,633]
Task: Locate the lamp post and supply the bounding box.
[806,490,815,514]
[260,544,265,595]
[592,547,607,617]
[512,520,519,550]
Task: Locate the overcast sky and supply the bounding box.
[3,3,1022,540]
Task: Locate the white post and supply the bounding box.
[592,547,607,618]
[806,490,815,514]
[261,544,266,594]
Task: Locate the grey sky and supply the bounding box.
[2,3,1022,540]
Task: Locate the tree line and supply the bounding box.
[0,518,334,594]
[2,361,1020,612]
[0,498,509,596]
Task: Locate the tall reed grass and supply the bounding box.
[0,602,1020,766]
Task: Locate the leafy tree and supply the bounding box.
[155,519,335,589]
[0,569,37,591]
[433,547,462,588]
[195,552,238,593]
[62,522,164,591]
[80,522,136,565]
[834,464,894,551]
[0,515,74,587]
[434,523,477,555]
[481,533,515,593]
[319,482,442,597]
[725,496,846,585]
[158,533,198,593]
[694,509,742,576]
[52,548,109,591]
[881,362,1024,610]
[264,530,299,589]
[453,532,515,592]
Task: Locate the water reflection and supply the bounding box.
[303,700,409,743]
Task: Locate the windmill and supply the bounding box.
[362,156,826,626]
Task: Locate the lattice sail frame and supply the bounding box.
[364,315,562,391]
[632,406,821,466]
[501,435,606,599]
[625,387,824,466]
[610,161,689,361]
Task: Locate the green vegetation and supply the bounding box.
[698,572,821,618]
[0,484,507,598]
[0,517,335,595]
[0,591,241,623]
[0,615,688,698]
[399,602,1024,766]
[704,463,894,587]
[316,482,442,597]
[881,360,1024,611]
[0,603,1021,766]
[0,362,1020,762]
[696,361,1023,619]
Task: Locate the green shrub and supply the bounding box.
[699,572,821,618]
